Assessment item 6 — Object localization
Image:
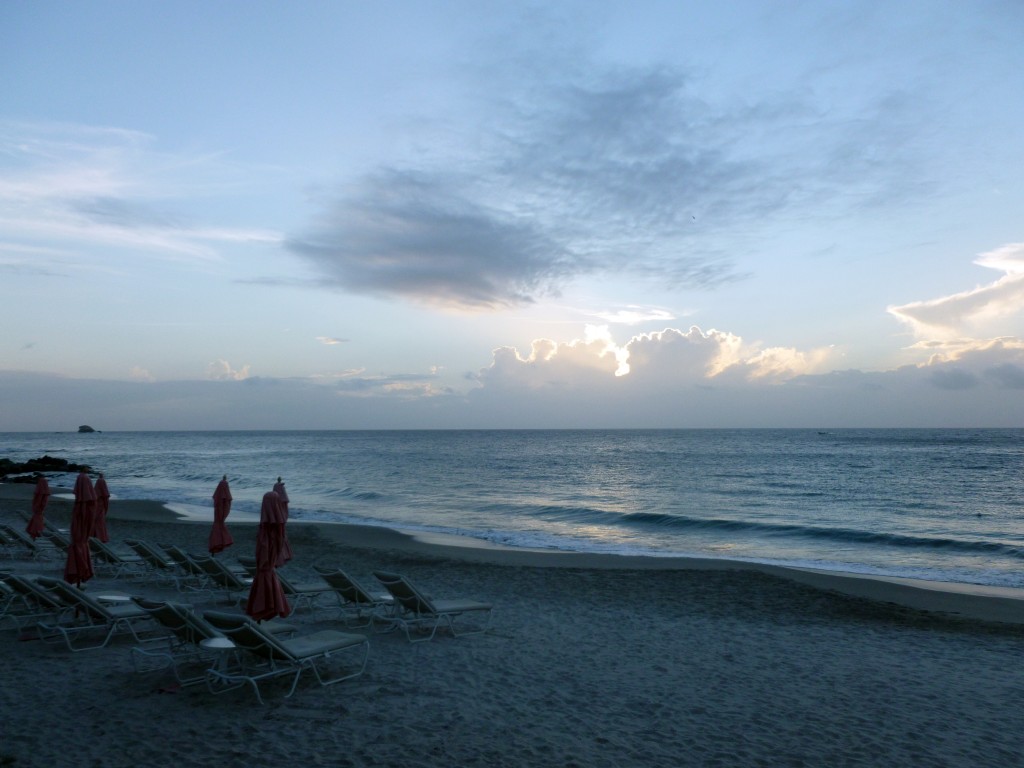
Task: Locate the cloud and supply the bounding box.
[477,325,835,392]
[288,170,574,310]
[985,363,1024,389]
[0,120,282,265]
[288,58,924,310]
[888,243,1024,338]
[622,326,745,379]
[207,359,251,381]
[928,368,979,391]
[588,306,677,325]
[3,330,1023,430]
[333,370,453,398]
[129,366,155,382]
[316,336,349,345]
[911,337,1024,392]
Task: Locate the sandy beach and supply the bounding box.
[3,483,1024,768]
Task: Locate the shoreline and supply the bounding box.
[9,482,1024,625]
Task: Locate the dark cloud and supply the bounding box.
[287,60,927,310]
[287,171,576,309]
[928,368,979,391]
[985,363,1024,389]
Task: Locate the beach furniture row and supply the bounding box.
[0,562,493,704]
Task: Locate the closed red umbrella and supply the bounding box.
[63,471,96,586]
[25,476,50,539]
[244,491,291,621]
[272,477,293,567]
[92,473,111,542]
[208,475,235,554]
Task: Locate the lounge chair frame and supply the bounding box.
[33,576,156,652]
[131,599,299,685]
[203,610,369,704]
[88,537,145,579]
[192,554,251,603]
[1,524,55,559]
[237,556,335,613]
[124,539,184,587]
[160,544,218,594]
[0,572,66,630]
[312,565,395,627]
[373,570,493,643]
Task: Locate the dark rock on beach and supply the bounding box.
[0,454,92,482]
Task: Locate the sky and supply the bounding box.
[2,0,1023,430]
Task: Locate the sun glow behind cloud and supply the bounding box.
[888,243,1024,340]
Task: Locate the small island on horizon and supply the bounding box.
[77,425,97,433]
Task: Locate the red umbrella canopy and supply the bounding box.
[92,474,111,542]
[245,491,291,621]
[208,476,234,554]
[272,478,289,516]
[32,476,50,514]
[271,479,292,567]
[25,476,50,539]
[63,471,96,586]
[213,477,232,512]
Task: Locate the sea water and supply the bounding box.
[2,429,1022,588]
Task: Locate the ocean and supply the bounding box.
[2,429,1022,588]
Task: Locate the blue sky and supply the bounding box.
[2,1,1023,429]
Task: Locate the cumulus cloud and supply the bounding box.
[888,243,1024,338]
[622,327,745,379]
[129,366,155,382]
[207,359,251,381]
[476,325,836,393]
[287,58,922,310]
[478,327,624,391]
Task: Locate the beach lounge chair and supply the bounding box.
[0,524,53,559]
[372,571,493,643]
[88,538,145,578]
[0,577,13,621]
[0,572,66,629]
[33,576,156,652]
[312,565,394,627]
[44,528,72,549]
[203,610,369,704]
[191,554,252,602]
[131,599,298,685]
[237,556,335,612]
[160,544,218,591]
[124,539,183,587]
